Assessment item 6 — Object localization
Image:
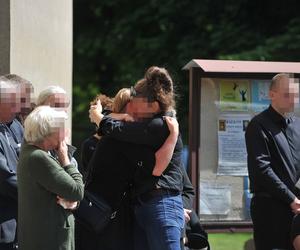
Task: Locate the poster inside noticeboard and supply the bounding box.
[218,79,271,113]
[198,78,272,222]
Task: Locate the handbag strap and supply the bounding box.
[110,183,132,219]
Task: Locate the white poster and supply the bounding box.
[217,114,251,176]
[200,181,231,215]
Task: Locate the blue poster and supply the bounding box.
[251,80,271,112]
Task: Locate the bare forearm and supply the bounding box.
[152,133,178,176]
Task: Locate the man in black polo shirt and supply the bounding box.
[245,73,300,250]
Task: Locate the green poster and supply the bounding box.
[219,80,250,111]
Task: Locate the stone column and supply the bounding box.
[0,0,10,74]
[0,0,73,131]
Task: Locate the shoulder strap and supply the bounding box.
[110,183,132,219]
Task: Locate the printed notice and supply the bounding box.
[251,80,271,112]
[200,181,231,215]
[219,79,250,111]
[217,114,251,176]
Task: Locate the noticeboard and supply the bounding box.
[183,59,300,229]
[199,77,271,224]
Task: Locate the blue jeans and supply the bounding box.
[134,192,184,250]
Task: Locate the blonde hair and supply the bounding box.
[36,85,67,106]
[24,106,67,143]
[112,88,131,113]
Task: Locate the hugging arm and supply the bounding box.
[152,117,179,176]
[98,116,169,148]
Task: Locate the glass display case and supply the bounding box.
[183,59,300,230]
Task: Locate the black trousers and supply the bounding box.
[251,195,294,250]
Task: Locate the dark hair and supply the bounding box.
[134,66,175,112]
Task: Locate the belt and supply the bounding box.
[136,189,180,204]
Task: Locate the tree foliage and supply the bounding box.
[73,0,300,156]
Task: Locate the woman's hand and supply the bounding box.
[291,197,300,214]
[56,140,71,167]
[57,196,78,210]
[183,208,192,223]
[109,113,134,122]
[89,100,104,126]
[164,116,179,136]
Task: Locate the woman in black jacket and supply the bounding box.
[94,66,185,250]
[78,88,178,250]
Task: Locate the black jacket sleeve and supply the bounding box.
[182,169,195,209]
[98,116,169,149]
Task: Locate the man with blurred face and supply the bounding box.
[0,78,23,249]
[269,74,299,113]
[2,74,34,124]
[245,73,300,250]
[0,81,21,123]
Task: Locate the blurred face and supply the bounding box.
[270,76,299,114]
[45,125,66,150]
[47,93,70,111]
[20,84,34,115]
[0,86,21,123]
[126,97,159,119]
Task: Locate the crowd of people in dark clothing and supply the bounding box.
[0,67,209,250]
[2,65,300,250]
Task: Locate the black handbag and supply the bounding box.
[185,211,210,250]
[73,153,126,234]
[73,150,116,234]
[73,190,114,234]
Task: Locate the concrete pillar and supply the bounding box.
[0,0,73,130]
[0,0,10,74]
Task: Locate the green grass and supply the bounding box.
[208,233,253,250]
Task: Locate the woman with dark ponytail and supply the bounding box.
[93,66,185,250]
[134,66,176,114]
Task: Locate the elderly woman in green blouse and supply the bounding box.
[17,106,84,250]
